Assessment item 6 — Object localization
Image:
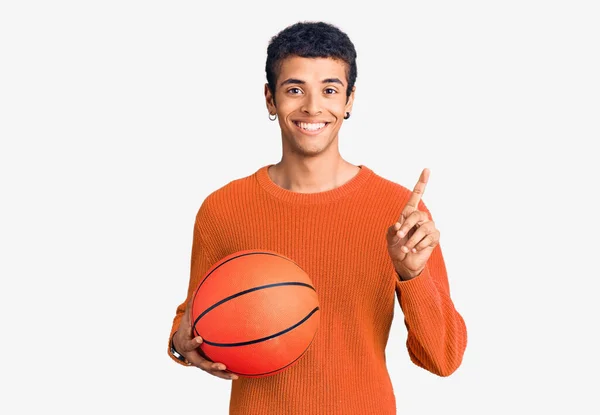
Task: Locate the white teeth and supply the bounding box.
[296,122,327,131]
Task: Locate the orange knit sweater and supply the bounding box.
[168,164,467,415]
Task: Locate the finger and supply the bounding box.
[412,230,440,252]
[185,349,219,371]
[179,334,204,353]
[184,294,195,322]
[404,168,430,214]
[185,318,193,338]
[179,304,192,336]
[188,354,239,380]
[387,222,404,246]
[397,211,429,239]
[207,362,239,380]
[401,222,435,252]
[207,368,239,380]
[181,339,225,370]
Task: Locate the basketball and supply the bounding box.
[190,249,320,378]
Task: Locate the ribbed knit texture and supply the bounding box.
[168,164,467,415]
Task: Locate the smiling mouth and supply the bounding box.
[293,121,329,132]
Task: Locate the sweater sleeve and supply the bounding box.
[167,212,213,366]
[394,200,467,377]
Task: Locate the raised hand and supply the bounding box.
[386,168,440,280]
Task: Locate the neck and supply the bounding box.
[268,154,360,194]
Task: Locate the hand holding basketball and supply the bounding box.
[173,299,239,380]
[386,168,440,281]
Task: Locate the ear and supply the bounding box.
[265,83,276,114]
[345,86,356,114]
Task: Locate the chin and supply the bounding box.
[293,138,335,156]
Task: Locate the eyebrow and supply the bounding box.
[279,77,345,87]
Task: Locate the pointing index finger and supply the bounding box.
[405,168,430,212]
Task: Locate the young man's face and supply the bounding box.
[265,56,355,158]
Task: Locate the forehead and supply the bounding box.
[277,56,348,83]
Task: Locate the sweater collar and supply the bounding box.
[255,164,373,204]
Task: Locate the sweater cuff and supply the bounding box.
[395,265,439,303]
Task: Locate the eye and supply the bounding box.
[288,87,303,95]
[324,88,337,94]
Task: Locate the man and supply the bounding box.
[168,21,467,415]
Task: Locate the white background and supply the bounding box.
[1,1,599,413]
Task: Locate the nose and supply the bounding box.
[301,93,322,116]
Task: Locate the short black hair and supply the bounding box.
[265,21,358,102]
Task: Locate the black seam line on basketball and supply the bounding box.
[200,328,318,377]
[228,330,319,377]
[190,251,309,338]
[194,251,307,295]
[192,281,315,330]
[201,306,319,347]
[190,251,308,337]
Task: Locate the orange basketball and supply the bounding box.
[190,249,320,378]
